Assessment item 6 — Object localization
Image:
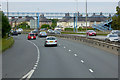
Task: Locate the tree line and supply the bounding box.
[111,6,120,30]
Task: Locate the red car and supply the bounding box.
[27,33,36,40]
[87,30,96,36]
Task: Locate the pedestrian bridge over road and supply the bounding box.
[4,12,115,19]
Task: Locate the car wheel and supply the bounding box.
[55,44,57,47]
[44,45,47,47]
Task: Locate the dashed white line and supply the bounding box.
[64,46,66,48]
[89,69,94,73]
[69,50,71,52]
[74,54,77,56]
[34,65,37,67]
[81,60,84,63]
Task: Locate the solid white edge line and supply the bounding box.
[27,70,35,79]
[20,40,40,80]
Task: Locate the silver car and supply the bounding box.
[44,36,57,47]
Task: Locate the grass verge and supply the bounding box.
[2,37,14,52]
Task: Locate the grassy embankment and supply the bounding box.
[1,37,14,52]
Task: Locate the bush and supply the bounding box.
[65,28,74,31]
[78,27,95,31]
[41,24,50,29]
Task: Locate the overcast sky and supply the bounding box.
[1,0,120,2]
[1,2,118,13]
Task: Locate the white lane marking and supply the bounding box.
[26,70,35,79]
[74,54,77,56]
[20,40,40,80]
[34,65,37,67]
[59,44,60,46]
[35,63,38,65]
[21,70,33,79]
[89,69,94,73]
[69,50,71,52]
[64,46,66,48]
[81,60,84,63]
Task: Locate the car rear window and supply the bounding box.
[47,37,56,40]
[40,32,46,34]
[89,31,95,32]
[32,31,37,33]
[30,34,34,36]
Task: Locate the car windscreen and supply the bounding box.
[30,34,34,36]
[109,35,118,37]
[47,37,56,40]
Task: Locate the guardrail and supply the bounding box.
[48,34,120,55]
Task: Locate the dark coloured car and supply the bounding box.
[11,31,18,36]
[38,32,47,37]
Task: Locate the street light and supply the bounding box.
[86,0,88,37]
[75,0,78,32]
[7,0,9,17]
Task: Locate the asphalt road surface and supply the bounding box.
[2,34,118,79]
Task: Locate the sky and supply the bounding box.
[1,2,118,13]
[1,0,120,2]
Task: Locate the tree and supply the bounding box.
[111,6,120,30]
[17,22,30,29]
[49,19,58,29]
[2,11,11,38]
[41,24,50,29]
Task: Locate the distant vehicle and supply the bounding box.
[44,36,57,47]
[34,29,40,33]
[54,28,62,31]
[11,31,18,36]
[54,30,61,34]
[31,30,38,36]
[110,30,120,34]
[105,34,120,42]
[18,28,23,31]
[17,28,23,34]
[27,33,36,40]
[47,29,55,34]
[40,28,47,31]
[38,31,47,37]
[86,30,96,36]
[10,29,14,33]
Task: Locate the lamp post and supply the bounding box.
[7,0,9,17]
[75,0,78,32]
[86,0,88,37]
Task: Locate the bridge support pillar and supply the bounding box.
[74,13,76,32]
[76,13,78,32]
[37,13,40,29]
